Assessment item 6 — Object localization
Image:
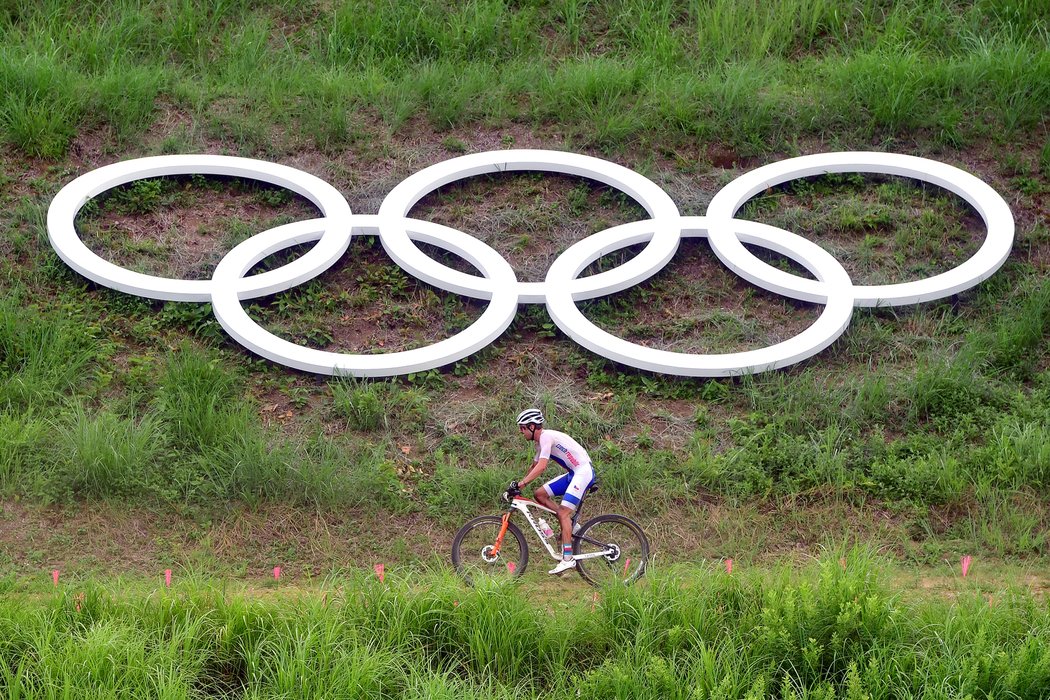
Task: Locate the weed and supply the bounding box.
[157,302,225,346]
[0,299,100,410]
[441,136,467,153]
[110,179,166,214]
[331,377,431,432]
[154,343,247,452]
[331,377,387,430]
[253,186,293,208]
[56,405,168,499]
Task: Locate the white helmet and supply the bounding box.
[515,408,545,426]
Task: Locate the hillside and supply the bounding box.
[1,0,1049,584]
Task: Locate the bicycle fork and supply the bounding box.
[490,512,512,556]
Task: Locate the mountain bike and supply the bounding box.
[451,483,649,587]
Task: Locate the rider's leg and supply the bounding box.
[535,473,570,512]
[547,502,578,574]
[558,465,593,538]
[549,466,592,572]
[533,487,559,512]
[537,487,574,549]
[556,504,574,548]
[535,473,578,574]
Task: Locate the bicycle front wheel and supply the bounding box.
[451,515,529,583]
[573,514,649,587]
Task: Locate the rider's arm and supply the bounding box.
[519,458,549,487]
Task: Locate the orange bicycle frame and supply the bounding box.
[490,512,511,555]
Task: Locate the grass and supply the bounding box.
[0,0,1048,669]
[2,242,1049,530]
[0,550,1048,698]
[0,297,100,410]
[0,1,1047,156]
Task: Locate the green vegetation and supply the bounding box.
[0,0,1047,156]
[0,0,1048,624]
[1,2,1049,696]
[1,551,1048,698]
[0,0,1045,524]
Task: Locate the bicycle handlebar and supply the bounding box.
[501,482,521,502]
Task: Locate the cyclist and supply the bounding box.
[511,408,595,575]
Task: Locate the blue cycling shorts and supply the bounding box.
[542,463,595,510]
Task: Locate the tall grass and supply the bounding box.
[1,551,1048,698]
[0,298,99,410]
[0,332,407,508]
[0,0,1046,155]
[3,279,1048,532]
[0,1,1048,573]
[155,343,248,452]
[0,410,48,496]
[56,405,168,499]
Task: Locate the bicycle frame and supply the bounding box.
[505,496,616,562]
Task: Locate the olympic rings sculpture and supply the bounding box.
[47,150,1014,377]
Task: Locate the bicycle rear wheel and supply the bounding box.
[451,515,529,583]
[572,514,648,587]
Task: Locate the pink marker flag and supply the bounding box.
[591,591,599,611]
[623,558,631,576]
[506,561,516,574]
[725,558,733,575]
[374,563,385,583]
[52,570,59,587]
[273,566,281,581]
[961,555,973,578]
[164,569,172,587]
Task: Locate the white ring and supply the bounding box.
[544,217,855,376]
[46,150,1015,377]
[376,150,682,303]
[46,155,354,301]
[210,215,518,376]
[705,152,1014,307]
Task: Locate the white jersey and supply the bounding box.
[535,429,591,473]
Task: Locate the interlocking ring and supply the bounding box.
[705,152,1014,306]
[47,150,1014,377]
